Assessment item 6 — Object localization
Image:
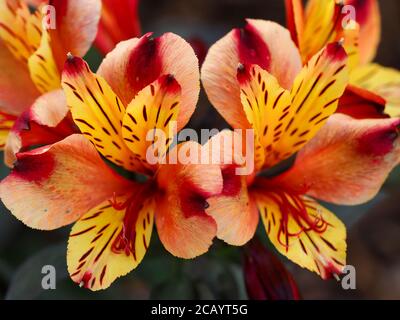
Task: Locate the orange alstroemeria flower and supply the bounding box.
[201,19,400,279]
[285,0,400,117]
[0,33,227,291]
[0,0,102,165]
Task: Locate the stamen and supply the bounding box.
[266,189,328,251]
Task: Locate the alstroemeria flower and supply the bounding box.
[0,33,225,290]
[285,0,400,117]
[0,0,101,165]
[201,19,400,279]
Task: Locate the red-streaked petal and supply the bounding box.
[68,194,155,291]
[0,134,134,230]
[244,237,301,300]
[337,85,388,119]
[4,89,75,167]
[49,0,101,71]
[94,0,141,55]
[272,113,400,205]
[252,187,347,279]
[155,142,223,258]
[201,19,302,129]
[0,39,40,116]
[97,33,199,130]
[345,0,380,64]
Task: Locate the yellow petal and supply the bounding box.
[350,63,400,117]
[238,42,348,169]
[0,112,15,150]
[122,75,181,173]
[28,27,61,93]
[0,0,40,64]
[253,189,346,279]
[62,56,139,172]
[68,195,155,291]
[238,64,291,171]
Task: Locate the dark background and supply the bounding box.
[0,0,399,299]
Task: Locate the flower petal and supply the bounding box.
[337,85,387,119]
[122,74,180,174]
[0,40,40,116]
[196,130,259,246]
[201,19,302,129]
[4,89,75,167]
[28,26,61,93]
[62,56,139,172]
[94,0,141,55]
[271,113,400,205]
[97,33,199,130]
[350,63,400,117]
[156,142,223,258]
[252,188,346,279]
[0,0,39,63]
[0,134,134,230]
[297,0,359,65]
[238,42,348,169]
[345,0,380,64]
[49,0,101,71]
[68,194,155,291]
[284,0,304,47]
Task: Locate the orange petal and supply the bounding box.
[195,130,259,246]
[252,187,346,279]
[49,0,101,72]
[201,19,302,129]
[156,142,223,258]
[94,0,141,55]
[337,85,388,119]
[272,113,400,205]
[345,0,380,64]
[0,134,134,230]
[68,193,155,291]
[4,90,75,167]
[0,39,40,115]
[97,33,199,130]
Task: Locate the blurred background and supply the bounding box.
[0,0,399,299]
